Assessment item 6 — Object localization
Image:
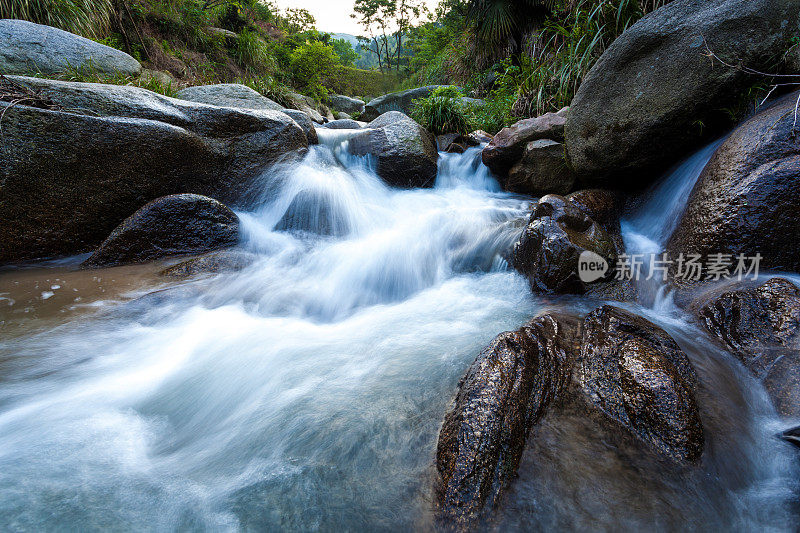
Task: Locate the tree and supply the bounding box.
[392,0,427,72]
[330,38,359,67]
[352,0,396,72]
[290,40,338,99]
[282,7,316,33]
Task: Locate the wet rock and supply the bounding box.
[160,248,256,277]
[512,195,618,294]
[83,194,240,267]
[281,109,318,145]
[667,91,800,272]
[506,139,576,196]
[780,426,800,448]
[324,119,362,130]
[566,0,800,186]
[469,130,493,145]
[578,306,704,462]
[0,19,141,77]
[436,313,578,528]
[362,85,459,121]
[692,277,800,417]
[175,83,283,111]
[482,109,568,177]
[566,189,624,234]
[329,94,365,116]
[348,112,438,188]
[0,76,306,263]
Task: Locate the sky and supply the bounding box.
[274,0,439,35]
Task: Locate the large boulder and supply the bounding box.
[667,92,800,272]
[348,111,439,188]
[362,85,459,121]
[506,139,576,196]
[578,306,704,462]
[329,94,365,115]
[0,19,141,77]
[691,277,800,417]
[280,108,318,145]
[0,76,307,263]
[565,0,800,186]
[436,314,578,528]
[83,194,240,267]
[512,195,618,294]
[482,109,568,177]
[175,83,283,111]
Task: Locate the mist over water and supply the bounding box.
[0,133,796,531]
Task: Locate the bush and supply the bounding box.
[289,40,338,100]
[233,29,275,75]
[321,65,398,99]
[411,87,472,135]
[0,0,113,37]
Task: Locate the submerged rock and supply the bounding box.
[348,111,438,188]
[436,313,578,528]
[506,139,576,196]
[667,91,800,272]
[0,76,306,263]
[83,194,240,267]
[565,0,800,186]
[175,84,283,111]
[692,277,800,418]
[482,109,568,177]
[0,19,141,77]
[160,248,256,278]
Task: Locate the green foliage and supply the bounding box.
[411,86,472,135]
[0,0,113,37]
[233,29,275,75]
[42,64,178,97]
[321,65,399,99]
[331,38,359,67]
[289,40,339,100]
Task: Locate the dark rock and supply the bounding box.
[446,143,467,155]
[175,84,283,111]
[83,194,240,267]
[362,85,459,121]
[565,189,624,234]
[436,133,460,152]
[281,109,318,145]
[348,112,438,188]
[506,139,576,196]
[160,248,256,277]
[565,0,800,186]
[0,19,141,77]
[436,313,578,528]
[692,277,800,417]
[780,425,800,448]
[329,94,365,115]
[0,76,306,263]
[482,110,568,177]
[470,130,494,145]
[512,195,618,294]
[666,91,800,272]
[324,119,362,130]
[578,306,704,462]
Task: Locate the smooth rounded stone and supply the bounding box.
[512,195,618,294]
[284,91,324,123]
[0,76,307,263]
[175,84,284,111]
[691,277,800,417]
[666,91,800,273]
[436,313,579,529]
[337,112,353,120]
[160,248,256,278]
[207,26,237,40]
[565,0,800,186]
[482,110,568,177]
[0,19,141,77]
[347,111,438,188]
[329,94,365,115]
[324,118,362,130]
[281,108,318,144]
[362,85,460,121]
[579,305,704,462]
[566,189,624,233]
[83,194,239,267]
[506,139,576,196]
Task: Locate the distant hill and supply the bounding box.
[332,33,359,48]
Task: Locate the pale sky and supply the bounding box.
[274,0,439,35]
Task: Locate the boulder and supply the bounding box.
[578,306,704,462]
[207,27,237,40]
[175,83,283,112]
[281,108,318,145]
[666,91,800,272]
[362,85,460,121]
[0,19,141,77]
[329,94,365,115]
[140,69,176,87]
[338,111,353,120]
[160,248,256,277]
[506,139,576,196]
[284,91,324,123]
[482,110,568,177]
[83,194,240,267]
[348,111,439,188]
[512,195,618,294]
[0,76,307,263]
[436,313,578,528]
[565,0,800,186]
[565,189,624,234]
[692,277,800,417]
[324,118,362,130]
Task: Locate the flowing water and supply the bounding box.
[0,133,797,531]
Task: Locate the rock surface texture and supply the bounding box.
[175,84,284,111]
[565,0,800,186]
[507,139,576,196]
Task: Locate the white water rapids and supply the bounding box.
[0,131,796,530]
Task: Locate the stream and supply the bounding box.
[0,132,797,531]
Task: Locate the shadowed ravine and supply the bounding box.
[0,135,797,530]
